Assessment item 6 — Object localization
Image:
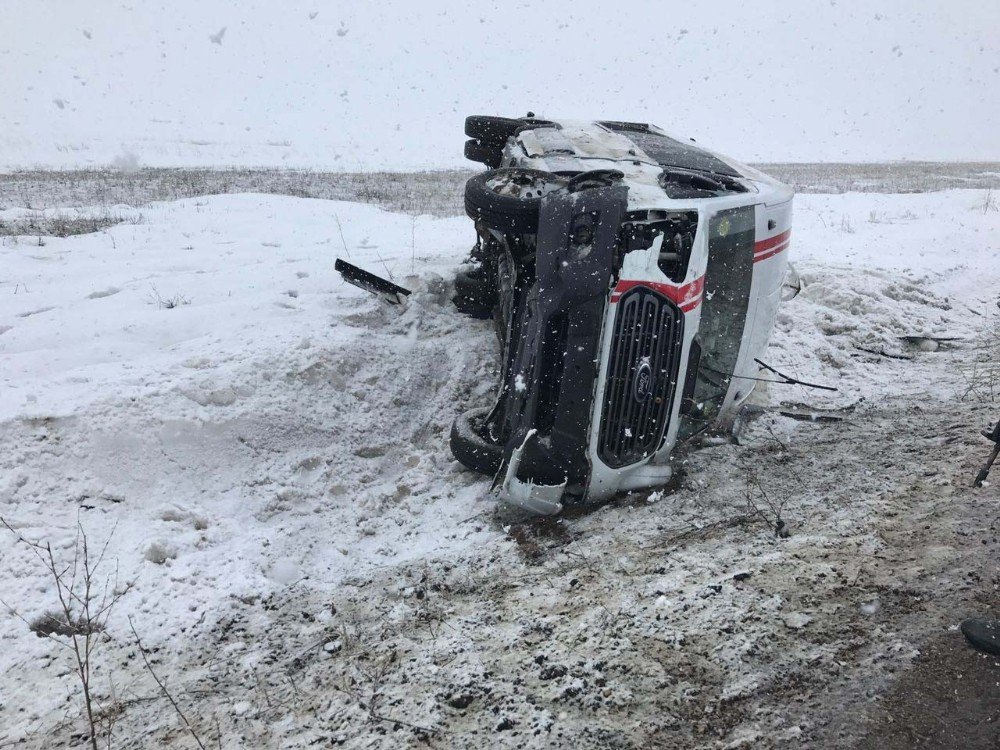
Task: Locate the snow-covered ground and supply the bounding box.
[1,188,998,747]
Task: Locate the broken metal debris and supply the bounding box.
[335,258,411,304]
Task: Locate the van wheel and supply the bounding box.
[453,267,496,319]
[464,168,567,235]
[450,407,504,475]
[464,116,521,147]
[464,139,503,168]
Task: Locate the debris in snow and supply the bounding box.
[52,99,66,110]
[335,258,410,304]
[447,692,475,709]
[898,335,963,353]
[29,610,93,639]
[209,27,227,45]
[755,357,838,392]
[336,22,348,37]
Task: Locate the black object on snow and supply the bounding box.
[335,258,410,304]
[753,358,839,392]
[973,419,1000,487]
[960,618,1000,656]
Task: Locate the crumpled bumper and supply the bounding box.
[493,183,629,513]
[496,430,566,516]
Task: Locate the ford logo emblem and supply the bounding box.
[633,361,654,402]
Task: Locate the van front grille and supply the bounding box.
[598,287,683,468]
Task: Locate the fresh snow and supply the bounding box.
[0,188,998,747]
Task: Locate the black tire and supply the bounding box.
[464,116,521,147]
[464,168,566,235]
[453,267,495,319]
[450,406,504,476]
[464,139,502,168]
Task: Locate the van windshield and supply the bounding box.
[600,122,743,177]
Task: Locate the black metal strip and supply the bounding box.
[335,258,411,304]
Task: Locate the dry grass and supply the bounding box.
[0,168,473,217]
[1,163,997,220]
[0,211,142,238]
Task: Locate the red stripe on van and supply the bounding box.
[610,276,704,311]
[754,229,791,253]
[753,239,790,263]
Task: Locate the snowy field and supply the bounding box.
[3,163,1000,221]
[1,181,999,747]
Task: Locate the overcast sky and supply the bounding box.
[1,0,997,169]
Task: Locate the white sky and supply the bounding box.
[1,0,998,169]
